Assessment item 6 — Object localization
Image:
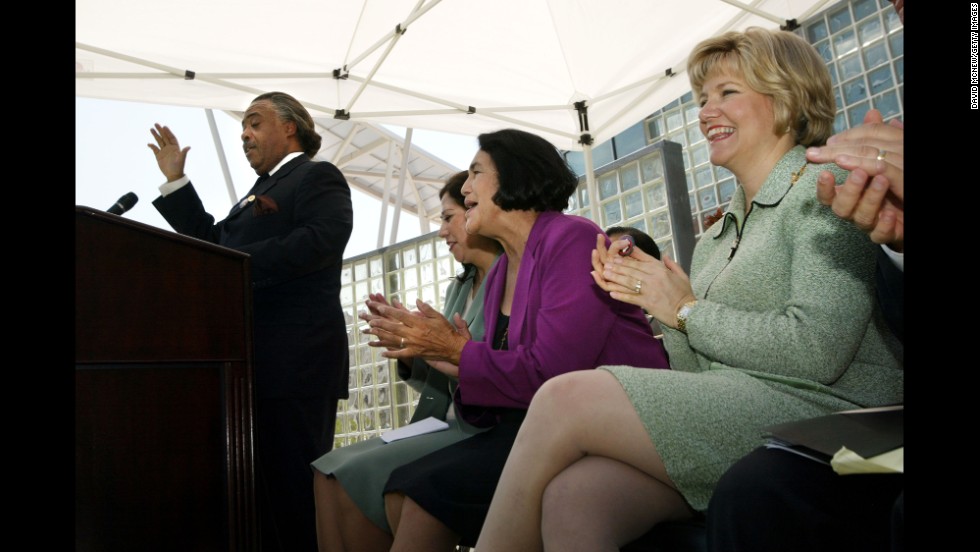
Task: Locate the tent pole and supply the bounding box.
[416,176,431,234]
[377,140,394,249]
[575,101,600,222]
[331,123,363,165]
[583,144,599,220]
[717,0,793,25]
[205,109,238,205]
[389,128,413,245]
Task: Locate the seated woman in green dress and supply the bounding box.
[474,27,903,552]
[311,171,501,552]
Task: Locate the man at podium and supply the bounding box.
[147,91,353,552]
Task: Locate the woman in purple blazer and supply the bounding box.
[361,128,670,551]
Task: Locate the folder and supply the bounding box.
[380,416,450,443]
[762,405,903,464]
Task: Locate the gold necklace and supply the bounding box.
[790,161,808,185]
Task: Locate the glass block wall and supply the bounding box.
[335,234,461,448]
[568,140,695,271]
[336,0,903,447]
[567,141,691,263]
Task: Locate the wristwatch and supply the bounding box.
[675,300,698,334]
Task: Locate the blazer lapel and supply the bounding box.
[226,155,309,219]
[483,254,508,346]
[508,249,534,348]
[465,255,499,342]
[250,174,276,197]
[508,212,551,347]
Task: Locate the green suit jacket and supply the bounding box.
[402,260,496,422]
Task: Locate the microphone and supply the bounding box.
[107,192,139,215]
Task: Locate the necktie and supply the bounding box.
[252,173,270,191]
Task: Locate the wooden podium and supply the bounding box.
[75,206,258,551]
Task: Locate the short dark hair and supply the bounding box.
[439,170,469,207]
[477,129,578,212]
[605,226,661,260]
[251,91,323,157]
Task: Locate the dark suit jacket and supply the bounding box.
[153,154,354,400]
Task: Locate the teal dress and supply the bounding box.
[601,147,903,512]
[310,262,495,531]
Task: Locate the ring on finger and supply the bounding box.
[876,149,887,162]
[634,280,643,294]
[400,337,406,348]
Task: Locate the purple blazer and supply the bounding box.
[456,211,669,422]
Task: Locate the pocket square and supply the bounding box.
[252,194,279,216]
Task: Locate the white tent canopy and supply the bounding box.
[76,0,835,239]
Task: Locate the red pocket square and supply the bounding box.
[252,194,279,216]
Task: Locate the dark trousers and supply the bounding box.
[707,447,903,552]
[255,396,337,552]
